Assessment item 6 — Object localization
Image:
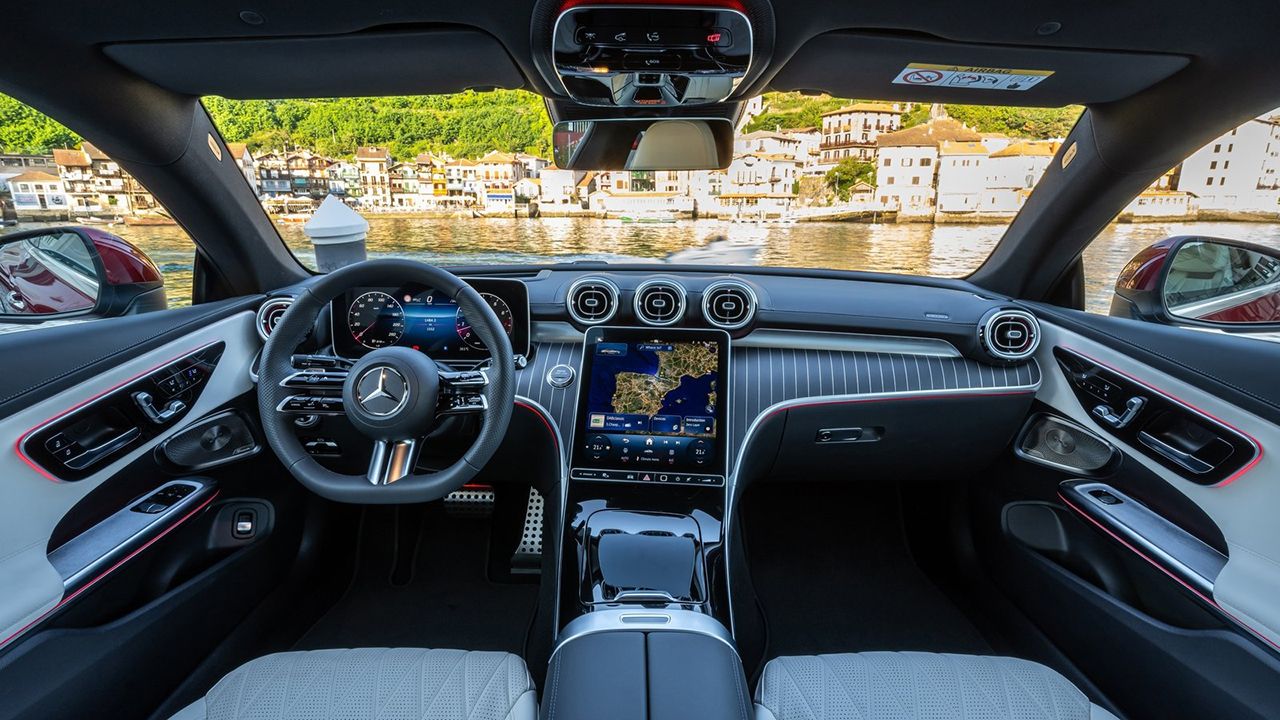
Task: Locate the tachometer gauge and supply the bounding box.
[456,292,514,350]
[348,291,405,349]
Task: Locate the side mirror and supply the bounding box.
[0,226,166,323]
[1111,235,1280,328]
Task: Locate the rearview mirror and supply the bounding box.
[1111,236,1280,327]
[553,118,733,171]
[0,227,166,322]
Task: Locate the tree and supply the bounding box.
[825,158,876,201]
[0,94,81,153]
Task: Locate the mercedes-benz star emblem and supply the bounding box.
[355,366,409,417]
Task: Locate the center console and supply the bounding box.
[551,327,744,716]
[557,327,738,690]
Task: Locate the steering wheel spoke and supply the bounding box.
[437,368,489,415]
[368,437,421,485]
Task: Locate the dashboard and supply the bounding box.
[330,277,530,361]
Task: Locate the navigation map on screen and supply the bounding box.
[580,339,720,472]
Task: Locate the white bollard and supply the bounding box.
[304,196,369,271]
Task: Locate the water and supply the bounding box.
[6,218,1280,314]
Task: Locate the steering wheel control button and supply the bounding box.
[282,370,349,389]
[547,364,576,389]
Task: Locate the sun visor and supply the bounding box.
[768,31,1188,106]
[103,28,525,99]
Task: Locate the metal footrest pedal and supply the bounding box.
[510,486,544,575]
[444,484,494,518]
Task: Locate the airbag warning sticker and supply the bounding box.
[891,63,1052,91]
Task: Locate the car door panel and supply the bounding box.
[0,296,260,419]
[1029,315,1280,651]
[0,307,259,648]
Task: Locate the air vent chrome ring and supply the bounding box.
[979,308,1040,363]
[702,280,757,330]
[256,297,294,341]
[633,279,687,327]
[567,277,620,325]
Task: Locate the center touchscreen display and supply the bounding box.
[572,327,729,483]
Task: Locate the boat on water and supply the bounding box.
[618,210,677,224]
[123,212,177,226]
[75,215,122,225]
[274,213,314,224]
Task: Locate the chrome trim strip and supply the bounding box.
[1061,481,1227,595]
[534,324,964,356]
[48,479,211,588]
[736,329,961,356]
[550,608,738,660]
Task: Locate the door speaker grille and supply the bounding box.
[1015,414,1115,474]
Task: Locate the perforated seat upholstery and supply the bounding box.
[170,648,537,720]
[754,652,1118,720]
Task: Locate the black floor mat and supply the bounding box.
[295,503,538,655]
[743,483,993,659]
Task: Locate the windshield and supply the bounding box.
[201,92,1087,276]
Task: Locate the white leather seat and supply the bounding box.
[754,652,1118,720]
[170,648,536,720]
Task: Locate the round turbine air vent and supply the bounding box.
[567,277,619,325]
[979,308,1040,363]
[633,279,687,326]
[256,297,294,341]
[702,280,757,330]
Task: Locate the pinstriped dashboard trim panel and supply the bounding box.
[727,348,1040,461]
[516,342,1040,466]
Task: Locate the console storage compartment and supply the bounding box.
[543,611,751,720]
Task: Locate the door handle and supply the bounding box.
[132,391,186,424]
[64,426,141,470]
[1093,396,1146,429]
[1138,430,1215,474]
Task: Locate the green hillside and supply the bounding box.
[3,89,1082,160]
[745,92,1083,140]
[1,91,555,160]
[203,92,553,160]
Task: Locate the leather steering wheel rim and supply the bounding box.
[257,258,515,504]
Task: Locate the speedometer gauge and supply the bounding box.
[348,291,405,349]
[456,292,514,350]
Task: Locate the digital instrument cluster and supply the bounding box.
[331,278,529,361]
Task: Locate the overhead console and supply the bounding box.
[547,4,755,107]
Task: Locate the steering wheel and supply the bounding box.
[257,259,514,504]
